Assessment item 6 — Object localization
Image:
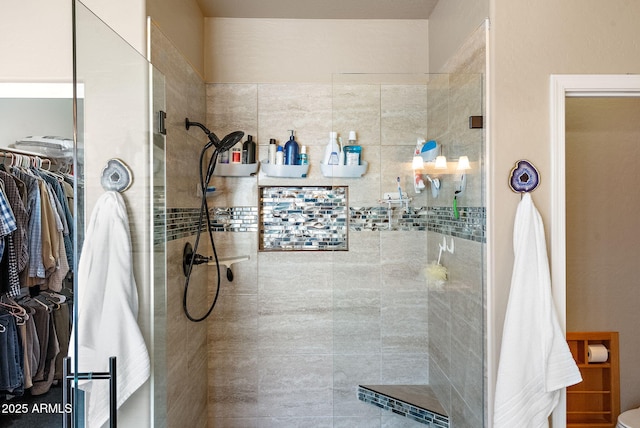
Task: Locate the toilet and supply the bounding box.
[618,408,640,428]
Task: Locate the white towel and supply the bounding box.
[68,191,150,428]
[494,193,581,428]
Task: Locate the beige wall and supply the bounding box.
[147,0,205,76]
[428,0,488,73]
[489,0,640,422]
[1,0,72,81]
[1,0,146,83]
[566,97,640,412]
[204,18,429,83]
[82,0,146,54]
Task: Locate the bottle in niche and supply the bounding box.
[275,145,284,165]
[231,144,242,164]
[220,148,229,163]
[323,131,341,165]
[298,145,309,165]
[343,130,361,165]
[242,135,256,164]
[284,130,299,165]
[268,138,277,164]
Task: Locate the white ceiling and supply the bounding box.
[196,0,439,19]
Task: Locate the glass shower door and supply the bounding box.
[71,1,165,426]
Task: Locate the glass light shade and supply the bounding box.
[434,155,447,169]
[457,155,470,170]
[412,155,424,169]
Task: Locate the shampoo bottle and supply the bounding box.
[242,135,256,164]
[284,130,299,165]
[220,149,229,164]
[268,138,277,164]
[231,144,242,164]
[323,131,341,165]
[275,145,284,165]
[343,130,362,165]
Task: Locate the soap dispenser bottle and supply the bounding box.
[284,130,299,165]
[323,131,341,165]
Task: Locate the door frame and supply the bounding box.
[549,74,640,428]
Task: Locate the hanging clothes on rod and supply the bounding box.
[1,148,75,293]
[0,145,75,400]
[0,290,73,397]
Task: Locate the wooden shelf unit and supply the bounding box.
[566,332,620,428]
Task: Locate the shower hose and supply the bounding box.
[182,144,224,322]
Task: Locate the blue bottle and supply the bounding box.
[284,130,299,165]
[344,131,362,165]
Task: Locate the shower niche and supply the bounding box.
[259,186,348,251]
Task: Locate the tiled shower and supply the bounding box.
[152,21,486,428]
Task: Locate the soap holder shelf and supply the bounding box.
[260,160,309,178]
[213,162,259,177]
[320,161,368,178]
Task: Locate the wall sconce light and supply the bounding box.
[454,155,471,195]
[413,139,442,197]
[434,155,447,169]
[412,154,424,170]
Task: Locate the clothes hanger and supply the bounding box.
[0,295,29,322]
[30,295,52,312]
[0,152,14,167]
[36,293,61,310]
[41,290,66,303]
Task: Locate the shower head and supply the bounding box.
[218,131,244,151]
[185,118,244,151]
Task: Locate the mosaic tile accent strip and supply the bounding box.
[260,186,348,251]
[350,206,430,231]
[427,206,485,243]
[165,207,259,242]
[163,205,485,244]
[210,207,259,232]
[357,386,449,427]
[166,208,203,241]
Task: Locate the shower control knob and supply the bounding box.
[182,242,211,276]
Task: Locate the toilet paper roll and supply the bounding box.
[588,344,609,363]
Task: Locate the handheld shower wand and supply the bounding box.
[183,118,244,322]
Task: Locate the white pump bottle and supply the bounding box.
[323,131,341,165]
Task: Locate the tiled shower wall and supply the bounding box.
[151,24,209,428]
[203,82,431,427]
[201,75,484,427]
[153,20,486,428]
